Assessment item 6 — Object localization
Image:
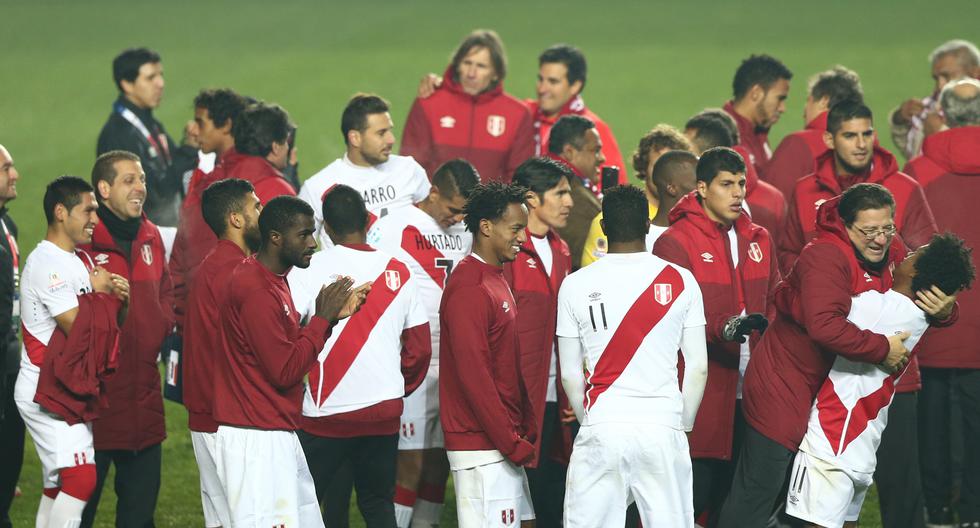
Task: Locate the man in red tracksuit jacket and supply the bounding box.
[718,185,958,528]
[904,78,980,526]
[77,151,175,528]
[225,101,298,200]
[503,158,576,527]
[652,147,779,522]
[401,30,534,183]
[439,182,537,526]
[722,54,793,176]
[765,66,864,199]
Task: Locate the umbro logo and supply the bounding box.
[440,116,456,128]
[863,272,872,283]
[701,252,714,263]
[526,258,537,269]
[502,301,510,313]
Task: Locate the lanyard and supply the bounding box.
[0,218,17,271]
[114,102,171,162]
[2,217,19,321]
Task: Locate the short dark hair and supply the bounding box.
[341,93,390,145]
[450,30,507,87]
[112,47,161,92]
[911,232,976,295]
[233,102,293,157]
[837,183,895,225]
[201,178,256,237]
[631,125,693,179]
[808,66,864,109]
[92,150,141,191]
[732,54,793,101]
[322,184,368,237]
[44,176,93,224]
[462,182,528,235]
[539,44,587,91]
[696,147,746,185]
[685,109,739,152]
[826,99,873,135]
[194,88,247,129]
[548,115,595,155]
[259,195,314,244]
[652,150,699,191]
[432,159,481,200]
[601,185,649,244]
[512,157,573,197]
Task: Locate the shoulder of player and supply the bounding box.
[302,158,347,187]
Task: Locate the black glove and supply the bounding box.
[723,313,769,343]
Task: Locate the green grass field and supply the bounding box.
[2,0,973,525]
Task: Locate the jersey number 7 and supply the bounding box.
[434,258,454,288]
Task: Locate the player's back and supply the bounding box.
[557,251,703,428]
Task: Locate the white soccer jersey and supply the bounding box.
[556,252,705,428]
[367,206,471,365]
[298,154,431,249]
[799,289,929,473]
[19,241,93,374]
[288,245,429,417]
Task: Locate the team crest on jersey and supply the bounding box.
[401,422,416,438]
[700,252,714,263]
[439,115,456,128]
[654,283,673,306]
[47,272,67,292]
[385,270,401,291]
[501,508,516,525]
[748,242,763,263]
[140,243,153,265]
[487,115,506,137]
[94,253,110,266]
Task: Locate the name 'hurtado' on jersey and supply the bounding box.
[412,232,467,252]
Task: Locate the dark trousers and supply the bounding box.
[874,391,925,528]
[525,402,568,528]
[693,401,747,521]
[0,373,25,528]
[299,431,398,528]
[81,443,162,528]
[920,367,980,522]
[717,424,794,528]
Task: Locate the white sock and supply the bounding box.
[413,498,443,527]
[36,494,55,528]
[394,502,414,528]
[47,492,85,528]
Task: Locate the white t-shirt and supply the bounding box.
[726,227,751,400]
[529,233,558,402]
[799,289,929,473]
[367,206,471,366]
[288,245,428,417]
[19,241,93,375]
[556,252,705,427]
[298,154,431,249]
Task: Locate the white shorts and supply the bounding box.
[399,367,442,450]
[565,422,693,528]
[785,450,873,528]
[14,370,94,489]
[191,431,232,528]
[214,425,324,528]
[452,458,534,528]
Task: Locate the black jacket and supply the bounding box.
[0,209,19,374]
[96,96,197,227]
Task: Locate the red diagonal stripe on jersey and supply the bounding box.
[309,258,409,406]
[817,374,897,455]
[585,265,684,410]
[401,225,447,289]
[22,323,48,367]
[816,378,847,453]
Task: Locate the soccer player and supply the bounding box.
[290,185,431,527]
[211,195,367,527]
[401,30,534,183]
[15,176,127,528]
[786,233,974,528]
[299,94,431,249]
[224,101,298,201]
[182,178,263,528]
[652,147,779,523]
[722,54,793,176]
[558,184,708,528]
[646,150,698,247]
[440,182,536,527]
[368,159,480,528]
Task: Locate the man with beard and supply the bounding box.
[722,54,793,176]
[440,182,537,527]
[0,145,22,528]
[182,178,263,528]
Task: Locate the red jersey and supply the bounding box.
[764,112,829,199]
[401,66,535,184]
[724,101,772,176]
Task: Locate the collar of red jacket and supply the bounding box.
[545,152,587,181]
[668,190,755,239]
[90,213,156,253]
[520,227,560,255]
[732,145,759,194]
[921,126,980,175]
[813,145,899,194]
[220,146,244,168]
[234,153,285,180]
[529,94,588,125]
[806,111,829,132]
[723,100,768,139]
[440,65,505,103]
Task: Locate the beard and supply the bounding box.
[835,152,872,175]
[244,226,262,254]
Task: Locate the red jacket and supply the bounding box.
[79,217,175,451]
[503,229,574,466]
[734,145,787,250]
[527,95,627,185]
[182,240,246,433]
[213,256,333,431]
[724,101,772,176]
[439,256,536,464]
[764,112,829,199]
[401,66,535,183]
[653,192,779,460]
[904,126,980,368]
[34,293,121,425]
[224,153,296,202]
